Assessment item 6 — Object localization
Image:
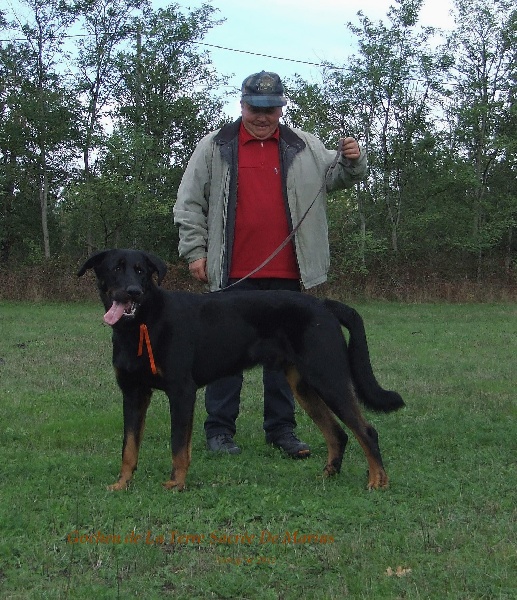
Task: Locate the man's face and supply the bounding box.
[241,102,283,140]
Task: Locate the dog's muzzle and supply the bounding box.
[104,287,143,325]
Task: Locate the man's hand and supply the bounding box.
[341,137,361,160]
[189,258,208,282]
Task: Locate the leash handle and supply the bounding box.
[326,138,344,181]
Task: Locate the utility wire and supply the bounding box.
[196,42,347,70]
[0,32,347,70]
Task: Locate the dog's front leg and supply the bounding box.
[108,387,152,491]
[162,384,196,491]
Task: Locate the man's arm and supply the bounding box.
[173,138,212,267]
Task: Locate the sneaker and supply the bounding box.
[267,431,311,459]
[206,434,241,455]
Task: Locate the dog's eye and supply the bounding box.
[135,266,143,274]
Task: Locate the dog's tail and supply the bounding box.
[323,299,405,412]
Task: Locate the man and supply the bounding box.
[174,71,367,458]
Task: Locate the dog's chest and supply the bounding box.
[112,331,145,372]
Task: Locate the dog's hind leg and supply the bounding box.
[108,389,152,491]
[162,386,196,491]
[322,384,389,490]
[285,367,348,477]
[351,420,388,490]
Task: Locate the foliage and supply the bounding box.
[285,0,517,281]
[0,0,516,284]
[65,2,228,260]
[1,1,227,263]
[0,2,82,262]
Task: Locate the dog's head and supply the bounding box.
[78,249,167,326]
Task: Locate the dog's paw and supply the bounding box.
[162,479,186,491]
[367,468,389,490]
[107,480,129,491]
[322,456,342,478]
[323,463,340,477]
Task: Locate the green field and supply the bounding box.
[0,301,515,599]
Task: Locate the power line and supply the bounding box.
[0,31,347,71]
[196,42,346,70]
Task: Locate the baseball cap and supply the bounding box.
[241,71,287,107]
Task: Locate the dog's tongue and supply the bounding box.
[104,301,129,326]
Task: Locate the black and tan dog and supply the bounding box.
[78,249,404,491]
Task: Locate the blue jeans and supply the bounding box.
[204,278,301,441]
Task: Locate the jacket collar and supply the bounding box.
[215,118,306,154]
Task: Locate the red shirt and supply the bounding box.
[229,124,299,279]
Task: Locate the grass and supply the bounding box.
[0,300,516,599]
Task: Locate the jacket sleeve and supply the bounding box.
[173,135,213,263]
[293,129,367,191]
[326,141,368,190]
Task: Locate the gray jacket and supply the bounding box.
[173,118,367,291]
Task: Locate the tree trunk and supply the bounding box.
[40,146,51,259]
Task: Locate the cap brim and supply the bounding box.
[242,94,287,108]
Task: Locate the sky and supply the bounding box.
[159,0,457,117]
[4,0,457,117]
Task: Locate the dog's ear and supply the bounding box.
[144,252,167,286]
[77,250,111,277]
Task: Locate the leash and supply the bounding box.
[220,140,345,291]
[136,143,344,369]
[138,323,158,375]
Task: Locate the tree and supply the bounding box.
[0,40,34,263]
[287,0,454,272]
[72,0,150,253]
[445,0,517,277]
[6,0,80,260]
[61,2,228,259]
[346,0,454,258]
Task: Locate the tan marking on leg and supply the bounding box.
[354,435,389,489]
[285,367,346,476]
[163,414,193,491]
[162,440,191,491]
[347,403,389,489]
[108,394,151,491]
[108,432,138,491]
[323,378,389,490]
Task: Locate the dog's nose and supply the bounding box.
[126,285,143,299]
